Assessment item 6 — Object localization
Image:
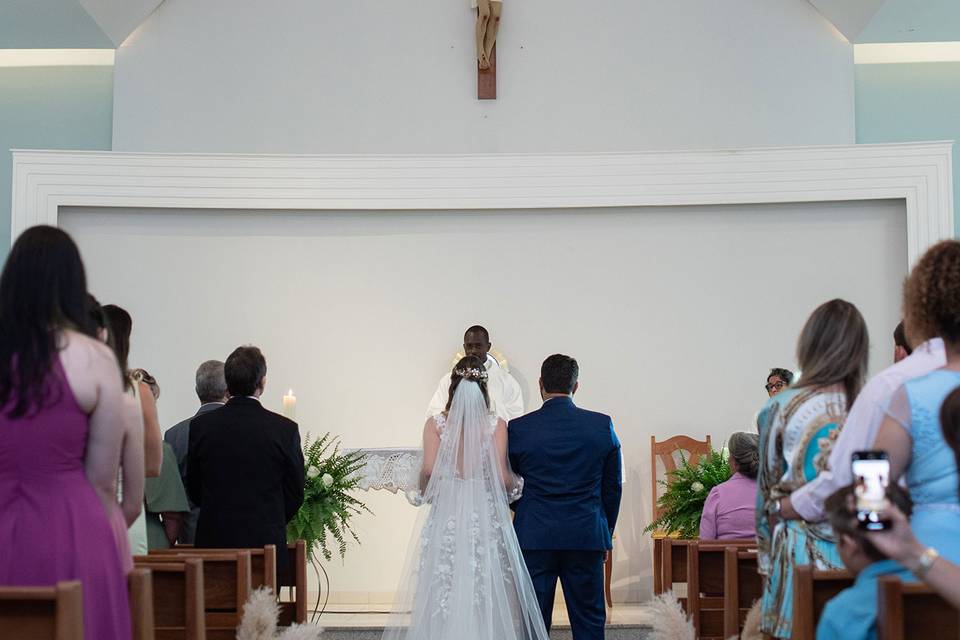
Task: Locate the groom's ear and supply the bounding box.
[572,381,580,395]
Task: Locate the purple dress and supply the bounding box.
[0,358,131,639]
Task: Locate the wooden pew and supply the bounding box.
[138,551,251,640]
[791,566,853,640]
[878,575,960,640]
[129,567,156,640]
[724,546,762,639]
[0,580,83,640]
[278,540,308,625]
[661,538,688,605]
[133,558,206,640]
[686,539,757,638]
[150,545,277,594]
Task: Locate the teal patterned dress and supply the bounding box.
[756,385,846,638]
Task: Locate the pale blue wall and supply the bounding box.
[855,62,960,236]
[0,0,111,48]
[0,66,114,262]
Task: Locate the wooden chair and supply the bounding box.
[723,546,762,638]
[278,541,308,625]
[878,575,960,640]
[150,544,277,594]
[791,566,853,640]
[650,435,712,520]
[138,551,250,640]
[0,580,83,640]
[133,558,206,640]
[686,539,757,638]
[129,568,156,640]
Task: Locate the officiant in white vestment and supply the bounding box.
[426,325,524,421]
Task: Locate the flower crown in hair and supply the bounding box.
[454,367,488,383]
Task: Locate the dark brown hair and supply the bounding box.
[446,355,490,412]
[102,304,133,392]
[795,299,869,409]
[903,240,960,346]
[825,483,912,563]
[0,226,92,418]
[941,387,960,493]
[225,346,267,397]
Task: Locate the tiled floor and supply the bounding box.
[315,603,653,628]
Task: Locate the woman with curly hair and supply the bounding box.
[756,299,869,638]
[874,239,960,566]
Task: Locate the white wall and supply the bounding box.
[112,0,854,153]
[60,199,906,603]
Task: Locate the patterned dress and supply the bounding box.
[756,385,846,638]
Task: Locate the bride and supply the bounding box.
[382,355,550,640]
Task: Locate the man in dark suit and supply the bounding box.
[187,346,305,575]
[509,354,622,640]
[164,359,229,544]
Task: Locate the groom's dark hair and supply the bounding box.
[541,354,579,394]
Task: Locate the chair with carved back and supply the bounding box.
[650,435,713,521]
[0,580,83,640]
[650,434,711,594]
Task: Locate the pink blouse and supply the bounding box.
[699,472,757,540]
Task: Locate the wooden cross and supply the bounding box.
[478,46,496,100]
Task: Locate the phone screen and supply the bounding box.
[852,452,890,530]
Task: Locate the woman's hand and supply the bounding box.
[864,502,925,569]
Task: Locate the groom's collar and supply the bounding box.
[543,396,575,408]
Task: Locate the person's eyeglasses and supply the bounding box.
[765,381,787,393]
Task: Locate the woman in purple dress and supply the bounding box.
[0,226,135,639]
[699,432,759,540]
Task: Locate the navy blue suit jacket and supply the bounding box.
[508,396,622,551]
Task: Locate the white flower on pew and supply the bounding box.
[307,465,320,479]
[321,473,334,488]
[691,481,704,493]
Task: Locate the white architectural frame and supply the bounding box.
[10,142,954,265]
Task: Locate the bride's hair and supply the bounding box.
[446,355,490,412]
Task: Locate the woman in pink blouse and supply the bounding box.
[700,432,759,540]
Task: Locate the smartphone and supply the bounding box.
[851,451,890,531]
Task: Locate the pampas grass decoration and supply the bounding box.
[648,591,695,640]
[277,624,324,640]
[237,588,280,640]
[733,600,763,640]
[237,587,323,640]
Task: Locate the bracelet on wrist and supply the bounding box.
[912,546,939,578]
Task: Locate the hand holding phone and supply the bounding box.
[852,451,890,531]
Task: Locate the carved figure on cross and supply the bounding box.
[474,0,502,70]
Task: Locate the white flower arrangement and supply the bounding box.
[307,465,320,479]
[691,481,705,493]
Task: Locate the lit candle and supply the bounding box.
[282,389,296,420]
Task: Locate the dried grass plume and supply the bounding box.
[236,587,323,640]
[648,591,695,640]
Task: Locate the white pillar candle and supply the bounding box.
[282,389,296,420]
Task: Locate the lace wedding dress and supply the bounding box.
[381,380,550,640]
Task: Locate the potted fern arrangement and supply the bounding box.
[286,433,371,617]
[644,449,732,538]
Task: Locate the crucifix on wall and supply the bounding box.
[474,0,501,100]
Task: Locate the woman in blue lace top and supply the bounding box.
[874,239,960,564]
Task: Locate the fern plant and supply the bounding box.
[644,448,732,538]
[286,433,371,562]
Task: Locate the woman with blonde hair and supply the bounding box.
[756,298,869,638]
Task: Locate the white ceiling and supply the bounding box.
[808,0,887,42]
[78,0,164,46]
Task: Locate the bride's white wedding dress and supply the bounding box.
[381,380,550,640]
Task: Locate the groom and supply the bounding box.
[509,354,622,640]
